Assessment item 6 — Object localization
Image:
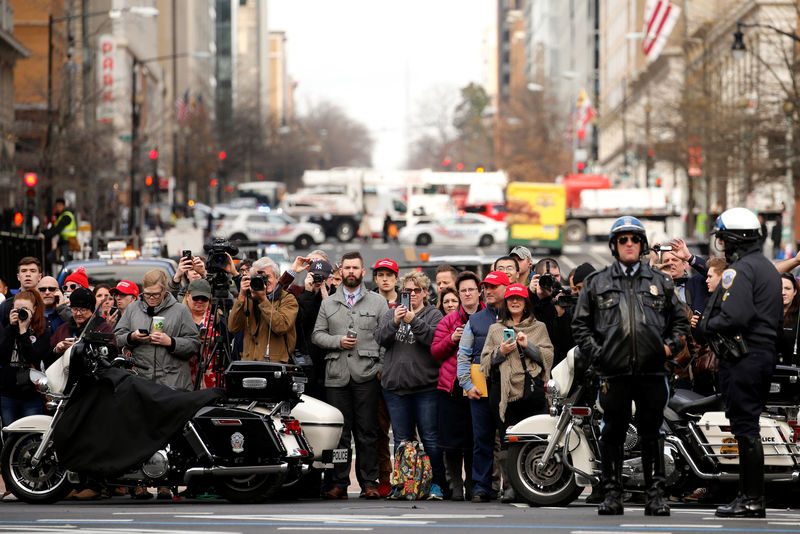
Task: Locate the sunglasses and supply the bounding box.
[63,283,81,291]
[404,287,424,294]
[191,295,209,302]
[617,235,642,245]
[39,287,59,293]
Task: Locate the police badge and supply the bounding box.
[650,285,658,296]
[721,269,737,290]
[231,432,245,453]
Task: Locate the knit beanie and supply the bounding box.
[64,266,89,288]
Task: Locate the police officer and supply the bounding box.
[573,216,689,516]
[42,198,77,265]
[698,207,782,518]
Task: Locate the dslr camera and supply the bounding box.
[312,273,325,284]
[538,261,564,296]
[249,275,269,292]
[16,308,30,321]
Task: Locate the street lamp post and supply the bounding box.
[732,19,800,248]
[127,51,211,237]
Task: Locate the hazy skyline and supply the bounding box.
[269,1,496,170]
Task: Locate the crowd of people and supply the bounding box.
[0,208,795,517]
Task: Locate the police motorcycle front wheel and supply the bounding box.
[0,432,72,504]
[506,441,583,506]
[216,472,286,504]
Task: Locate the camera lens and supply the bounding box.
[250,276,265,291]
[17,308,29,321]
[312,274,324,283]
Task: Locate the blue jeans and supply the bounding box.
[470,397,496,496]
[382,388,446,487]
[1,396,44,432]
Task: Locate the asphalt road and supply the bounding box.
[0,494,797,534]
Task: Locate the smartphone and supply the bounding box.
[183,250,192,260]
[400,291,411,309]
[346,328,358,339]
[64,337,76,343]
[109,306,119,316]
[137,328,149,335]
[503,328,516,343]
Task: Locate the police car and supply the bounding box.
[397,214,507,247]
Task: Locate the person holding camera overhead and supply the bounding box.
[228,257,298,363]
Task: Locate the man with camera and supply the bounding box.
[228,257,298,363]
[312,251,389,499]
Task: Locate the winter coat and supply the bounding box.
[228,286,298,363]
[312,284,388,387]
[431,303,485,393]
[480,316,553,421]
[0,324,53,399]
[375,303,443,395]
[115,292,200,390]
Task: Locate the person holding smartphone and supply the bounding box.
[479,283,553,503]
[431,271,485,500]
[376,271,445,500]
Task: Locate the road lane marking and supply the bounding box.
[623,524,721,528]
[36,520,134,523]
[277,529,373,532]
[113,512,214,515]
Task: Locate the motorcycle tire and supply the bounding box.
[506,441,583,507]
[216,472,286,504]
[0,432,72,504]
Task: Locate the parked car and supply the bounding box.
[460,202,507,222]
[213,208,326,249]
[57,258,177,290]
[397,214,507,247]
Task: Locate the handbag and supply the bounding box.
[692,345,717,374]
[519,352,541,401]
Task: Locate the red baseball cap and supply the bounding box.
[504,283,529,299]
[373,258,399,275]
[480,271,510,287]
[110,280,139,298]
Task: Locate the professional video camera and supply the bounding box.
[204,238,239,273]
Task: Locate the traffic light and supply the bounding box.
[475,166,485,173]
[218,151,227,161]
[210,178,218,188]
[576,161,586,173]
[456,162,464,171]
[149,149,159,202]
[149,149,158,160]
[23,172,37,187]
[13,212,23,227]
[442,157,451,168]
[145,175,154,187]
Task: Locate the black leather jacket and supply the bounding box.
[572,261,689,378]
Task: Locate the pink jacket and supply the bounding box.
[431,303,485,393]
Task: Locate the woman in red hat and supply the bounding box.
[479,283,553,502]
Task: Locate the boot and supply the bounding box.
[716,435,766,518]
[444,450,464,501]
[597,442,624,515]
[642,437,670,516]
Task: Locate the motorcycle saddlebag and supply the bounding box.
[192,405,284,464]
[768,365,800,406]
[224,361,302,401]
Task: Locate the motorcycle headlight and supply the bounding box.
[34,377,50,394]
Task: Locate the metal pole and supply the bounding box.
[128,56,138,236]
[46,15,53,202]
[787,112,795,249]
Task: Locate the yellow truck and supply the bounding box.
[506,182,567,254]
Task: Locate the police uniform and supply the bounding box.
[572,216,689,516]
[699,207,782,518]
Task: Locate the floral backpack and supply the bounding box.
[388,440,432,500]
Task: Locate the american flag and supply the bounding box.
[175,90,190,123]
[642,0,681,61]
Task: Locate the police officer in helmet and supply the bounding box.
[573,216,688,516]
[698,207,782,518]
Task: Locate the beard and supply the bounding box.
[343,273,363,289]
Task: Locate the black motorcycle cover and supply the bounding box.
[52,368,224,477]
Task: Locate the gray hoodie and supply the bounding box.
[375,304,443,395]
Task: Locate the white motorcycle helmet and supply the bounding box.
[711,207,761,262]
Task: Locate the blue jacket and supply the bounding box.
[456,305,501,391]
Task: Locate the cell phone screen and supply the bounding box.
[401,292,410,308]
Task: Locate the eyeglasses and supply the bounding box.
[617,235,642,245]
[459,287,479,294]
[39,287,58,293]
[71,307,91,314]
[191,295,209,302]
[404,287,423,294]
[62,283,80,291]
[143,292,164,299]
[496,266,517,273]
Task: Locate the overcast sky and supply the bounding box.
[269,1,496,170]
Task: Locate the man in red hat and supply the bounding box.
[455,270,509,502]
[107,280,139,328]
[372,258,399,306]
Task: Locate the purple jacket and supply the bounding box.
[431,303,485,393]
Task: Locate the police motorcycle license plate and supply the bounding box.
[322,448,349,463]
